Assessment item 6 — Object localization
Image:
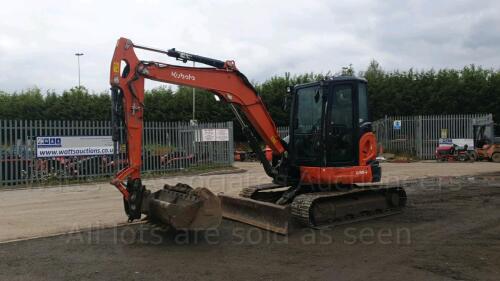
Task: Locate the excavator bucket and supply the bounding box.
[145,183,222,230]
[219,193,291,234]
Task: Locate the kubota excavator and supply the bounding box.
[110,37,406,234]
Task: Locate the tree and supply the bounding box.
[1,64,499,135]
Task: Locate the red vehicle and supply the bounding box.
[435,144,473,162]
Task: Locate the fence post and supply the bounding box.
[228,121,234,166]
[384,115,388,152]
[416,115,422,159]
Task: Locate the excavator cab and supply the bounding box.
[271,77,380,187]
[290,78,373,170]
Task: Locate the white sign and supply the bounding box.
[393,120,402,130]
[215,129,229,141]
[201,129,216,142]
[199,129,229,142]
[438,138,474,150]
[36,136,114,158]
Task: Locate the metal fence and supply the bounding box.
[0,120,234,186]
[270,114,493,160]
[373,114,492,159]
[277,126,289,139]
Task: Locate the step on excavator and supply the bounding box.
[110,37,407,234]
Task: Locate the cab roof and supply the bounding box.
[294,76,367,90]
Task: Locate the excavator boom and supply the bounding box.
[109,38,285,229]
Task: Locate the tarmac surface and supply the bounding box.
[1,161,500,280]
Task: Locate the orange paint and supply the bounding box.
[300,166,373,185]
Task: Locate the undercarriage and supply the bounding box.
[220,183,407,234]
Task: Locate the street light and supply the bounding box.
[191,61,197,126]
[75,53,84,88]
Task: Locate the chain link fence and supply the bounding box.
[0,120,234,186]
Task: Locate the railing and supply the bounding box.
[373,114,492,159]
[277,126,289,139]
[270,113,493,160]
[0,120,234,186]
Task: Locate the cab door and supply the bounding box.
[289,84,326,167]
[325,83,357,166]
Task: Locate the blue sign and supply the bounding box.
[37,137,62,147]
[393,120,402,130]
[439,138,453,145]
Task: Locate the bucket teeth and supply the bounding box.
[145,217,171,231]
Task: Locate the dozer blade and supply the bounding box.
[219,193,291,234]
[145,183,222,230]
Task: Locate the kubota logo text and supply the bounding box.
[171,71,196,81]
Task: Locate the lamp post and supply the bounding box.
[191,61,197,126]
[193,61,196,121]
[75,53,84,88]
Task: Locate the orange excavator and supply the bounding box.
[110,37,406,234]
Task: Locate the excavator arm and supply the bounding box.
[109,37,284,224]
[110,38,285,195]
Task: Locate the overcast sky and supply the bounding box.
[0,0,499,93]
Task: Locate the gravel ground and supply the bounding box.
[0,161,500,280]
[2,161,499,242]
[1,173,500,280]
